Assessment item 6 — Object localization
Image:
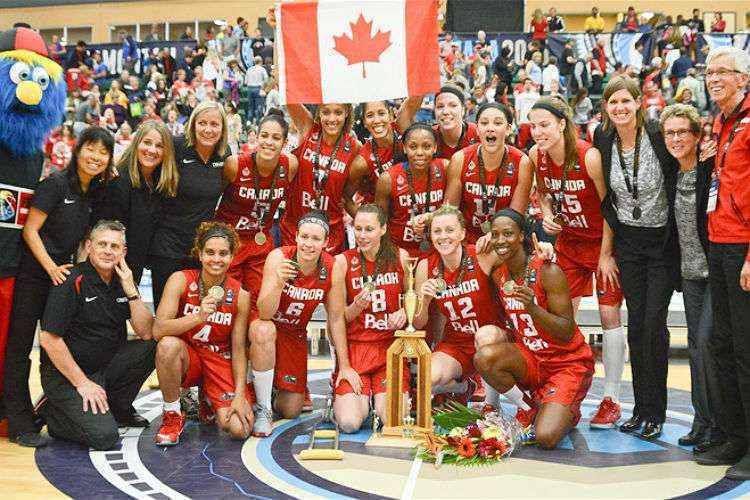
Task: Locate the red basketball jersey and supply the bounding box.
[280,124,359,252]
[427,245,502,342]
[535,139,603,241]
[178,270,242,356]
[460,143,525,243]
[343,249,404,342]
[494,257,592,364]
[433,121,479,160]
[358,133,402,204]
[388,160,446,256]
[215,152,290,248]
[272,246,334,338]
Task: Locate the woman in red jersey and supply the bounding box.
[248,211,345,437]
[152,222,252,446]
[475,209,594,450]
[348,98,422,204]
[375,123,448,257]
[215,109,298,304]
[279,102,361,254]
[527,96,626,431]
[330,204,411,432]
[446,102,533,244]
[412,205,507,405]
[432,85,479,160]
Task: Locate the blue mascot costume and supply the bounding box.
[0,27,66,437]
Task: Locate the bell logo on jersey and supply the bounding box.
[302,191,330,211]
[183,303,233,325]
[364,313,389,330]
[235,216,260,231]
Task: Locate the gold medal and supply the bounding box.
[364,280,376,293]
[434,278,447,292]
[208,285,225,301]
[552,213,567,227]
[254,232,267,245]
[419,239,431,253]
[502,280,515,294]
[481,220,492,234]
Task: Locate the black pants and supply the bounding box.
[615,225,674,423]
[149,255,199,309]
[3,275,51,438]
[708,242,750,444]
[40,339,156,451]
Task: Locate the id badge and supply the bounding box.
[707,176,719,213]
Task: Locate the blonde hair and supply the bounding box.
[659,104,701,134]
[313,103,355,135]
[601,75,646,132]
[116,120,179,197]
[428,204,466,230]
[185,101,228,156]
[531,96,579,170]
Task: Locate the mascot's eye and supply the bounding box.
[9,61,31,84]
[32,67,50,90]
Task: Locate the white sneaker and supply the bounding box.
[252,405,273,437]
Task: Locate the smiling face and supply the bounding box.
[86,229,126,273]
[77,140,110,180]
[137,129,164,170]
[663,116,699,162]
[194,108,223,150]
[706,54,749,108]
[430,213,465,256]
[256,120,285,161]
[434,92,465,132]
[529,108,564,152]
[490,216,523,262]
[317,104,348,138]
[199,236,233,279]
[477,107,510,154]
[605,88,640,129]
[362,101,393,140]
[403,129,436,169]
[295,222,328,262]
[353,211,386,254]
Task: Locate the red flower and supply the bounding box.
[477,438,500,458]
[480,404,496,416]
[466,423,482,438]
[446,436,462,447]
[458,437,476,458]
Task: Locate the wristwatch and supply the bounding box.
[127,293,140,301]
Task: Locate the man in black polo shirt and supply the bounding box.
[39,220,155,450]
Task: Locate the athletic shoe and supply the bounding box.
[154,411,186,446]
[515,403,539,430]
[303,388,314,412]
[589,397,621,429]
[11,431,50,448]
[252,405,273,437]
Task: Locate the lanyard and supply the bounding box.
[312,130,343,209]
[716,102,748,179]
[477,145,508,216]
[370,131,399,176]
[439,245,467,287]
[615,127,643,218]
[403,161,433,218]
[442,122,466,153]
[251,153,280,231]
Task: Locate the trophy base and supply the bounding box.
[395,329,426,339]
[365,425,432,449]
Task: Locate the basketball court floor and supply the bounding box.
[1,294,747,499]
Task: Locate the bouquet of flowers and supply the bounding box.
[417,402,526,467]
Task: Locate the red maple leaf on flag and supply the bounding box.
[333,14,392,79]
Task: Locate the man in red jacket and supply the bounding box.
[697,46,750,480]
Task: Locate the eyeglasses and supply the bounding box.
[663,128,694,140]
[705,68,742,78]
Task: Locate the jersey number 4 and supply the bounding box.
[193,324,212,343]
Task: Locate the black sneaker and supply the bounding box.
[11,431,50,448]
[726,455,750,481]
[695,440,747,466]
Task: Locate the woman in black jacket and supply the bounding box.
[593,75,680,439]
[659,103,723,453]
[94,120,179,286]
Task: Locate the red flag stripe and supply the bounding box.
[281,1,322,103]
[405,0,440,96]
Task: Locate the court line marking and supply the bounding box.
[401,456,423,500]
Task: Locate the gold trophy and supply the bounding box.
[381,257,432,440]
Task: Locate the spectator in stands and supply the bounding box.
[66,41,90,70]
[673,87,697,108]
[514,78,540,126]
[101,108,119,134]
[220,25,240,62]
[47,35,65,65]
[689,10,706,32]
[529,9,548,50]
[263,78,282,119]
[244,55,269,125]
[190,66,215,101]
[165,108,184,136]
[672,48,695,82]
[465,97,478,123]
[710,12,726,33]
[492,46,514,87]
[440,32,454,59]
[90,52,109,87]
[547,7,565,33]
[584,7,606,34]
[159,48,175,83]
[120,31,139,73]
[642,80,667,120]
[591,37,607,94]
[233,17,249,38]
[251,28,266,57]
[639,15,654,34]
[621,6,640,32]
[525,51,543,89]
[226,102,242,154]
[559,38,577,93]
[571,88,593,137]
[180,26,194,41]
[697,46,750,480]
[170,68,191,99]
[103,80,129,125]
[74,93,100,135]
[678,68,707,112]
[124,75,146,125]
[476,30,489,48]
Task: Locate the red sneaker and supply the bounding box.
[303,388,314,412]
[154,411,186,446]
[515,404,539,430]
[589,397,621,429]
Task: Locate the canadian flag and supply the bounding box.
[276,0,440,104]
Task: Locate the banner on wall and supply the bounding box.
[66,40,197,75]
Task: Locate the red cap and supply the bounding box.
[0,27,49,57]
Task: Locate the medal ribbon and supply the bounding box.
[312,130,344,209]
[477,145,508,219]
[438,245,468,288]
[404,161,433,243]
[370,131,399,176]
[359,249,375,290]
[251,152,280,233]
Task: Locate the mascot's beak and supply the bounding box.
[16,80,43,106]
